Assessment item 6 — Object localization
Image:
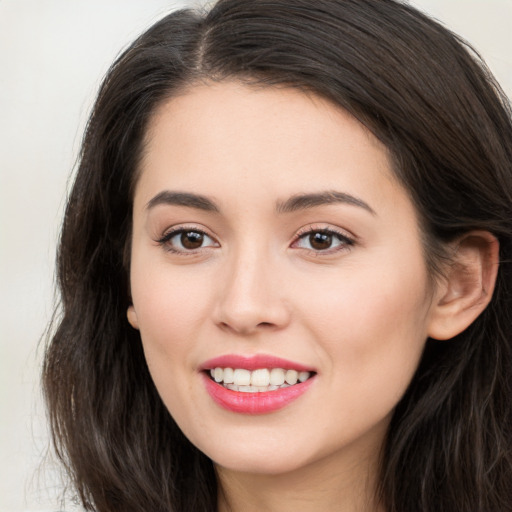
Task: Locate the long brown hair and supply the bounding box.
[43,1,512,510]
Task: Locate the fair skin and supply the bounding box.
[127,82,498,512]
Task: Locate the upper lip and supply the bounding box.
[200,354,315,372]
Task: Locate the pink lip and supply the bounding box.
[200,354,316,415]
[200,354,315,372]
[201,373,315,415]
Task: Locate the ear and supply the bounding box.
[127,305,140,330]
[428,231,499,340]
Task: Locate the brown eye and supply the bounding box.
[181,231,204,249]
[158,228,218,253]
[294,229,354,253]
[309,232,333,250]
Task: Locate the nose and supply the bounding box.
[213,247,291,336]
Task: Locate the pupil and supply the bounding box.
[310,232,332,250]
[181,231,203,249]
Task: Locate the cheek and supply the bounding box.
[128,261,217,419]
[129,263,211,422]
[291,265,431,449]
[295,250,431,384]
[130,256,213,346]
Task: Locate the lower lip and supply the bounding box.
[202,373,315,414]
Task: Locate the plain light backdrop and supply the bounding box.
[1,1,511,510]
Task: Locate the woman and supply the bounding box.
[43,0,512,510]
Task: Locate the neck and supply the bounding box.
[216,432,386,512]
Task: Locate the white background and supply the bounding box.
[1,1,511,510]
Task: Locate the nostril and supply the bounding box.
[217,320,276,334]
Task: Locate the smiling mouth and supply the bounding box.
[207,367,314,393]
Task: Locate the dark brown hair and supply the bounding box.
[43,1,512,510]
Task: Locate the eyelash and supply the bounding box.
[156,225,355,255]
[157,226,218,255]
[292,226,355,254]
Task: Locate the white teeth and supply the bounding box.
[298,371,310,382]
[269,368,285,386]
[233,368,251,386]
[209,367,312,390]
[223,367,234,384]
[285,369,298,385]
[214,367,223,383]
[251,368,270,387]
[237,384,292,393]
[238,385,258,392]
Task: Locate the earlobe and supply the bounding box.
[427,231,499,340]
[127,305,140,330]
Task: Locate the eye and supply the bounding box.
[158,228,218,253]
[293,228,354,252]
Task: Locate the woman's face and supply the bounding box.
[129,82,439,476]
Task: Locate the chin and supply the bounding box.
[213,451,311,476]
[194,435,314,475]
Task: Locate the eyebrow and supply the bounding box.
[145,189,375,216]
[145,191,220,212]
[276,190,376,215]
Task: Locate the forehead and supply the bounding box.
[135,81,407,218]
